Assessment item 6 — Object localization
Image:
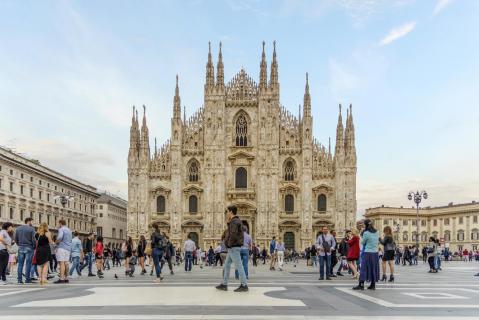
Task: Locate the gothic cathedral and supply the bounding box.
[127,42,357,251]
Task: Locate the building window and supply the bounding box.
[471,229,479,240]
[20,185,24,195]
[444,218,450,226]
[157,195,166,213]
[9,181,14,192]
[235,167,247,189]
[188,160,200,182]
[433,219,437,226]
[412,220,417,226]
[188,195,198,213]
[97,227,103,236]
[457,230,465,241]
[0,205,2,218]
[39,213,42,224]
[10,169,13,175]
[421,220,426,226]
[39,191,42,200]
[20,209,24,222]
[119,229,123,240]
[383,219,389,226]
[284,159,295,181]
[458,245,463,252]
[30,177,33,182]
[0,178,2,189]
[444,231,451,241]
[412,232,417,241]
[235,114,248,146]
[474,216,478,223]
[9,207,14,220]
[47,215,50,225]
[112,228,116,239]
[30,188,33,197]
[99,205,103,210]
[317,194,327,212]
[285,194,294,213]
[403,232,408,241]
[459,217,464,224]
[403,220,408,226]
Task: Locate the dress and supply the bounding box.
[35,234,52,266]
[347,236,360,261]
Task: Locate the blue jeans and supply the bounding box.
[319,254,331,278]
[17,246,34,283]
[152,248,163,278]
[312,255,318,267]
[185,252,193,271]
[235,248,249,279]
[69,256,81,276]
[81,252,93,274]
[223,247,247,286]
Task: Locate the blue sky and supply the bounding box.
[1,0,478,216]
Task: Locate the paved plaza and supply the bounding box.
[1,260,479,319]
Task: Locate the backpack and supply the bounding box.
[321,235,331,253]
[153,233,168,250]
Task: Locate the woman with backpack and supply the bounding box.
[379,226,396,282]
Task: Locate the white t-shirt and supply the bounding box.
[0,230,12,250]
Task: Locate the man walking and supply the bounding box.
[69,231,83,277]
[216,205,248,292]
[80,233,95,276]
[14,217,36,284]
[54,219,72,284]
[150,223,166,282]
[275,240,286,271]
[269,236,277,271]
[316,226,336,280]
[183,234,196,272]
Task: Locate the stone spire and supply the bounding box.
[205,42,215,88]
[345,104,356,165]
[259,41,268,90]
[334,104,344,164]
[216,42,224,88]
[139,105,150,163]
[154,137,157,158]
[303,72,311,118]
[269,41,278,88]
[128,106,140,165]
[173,75,181,120]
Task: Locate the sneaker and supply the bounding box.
[326,277,332,280]
[330,274,337,278]
[154,277,162,283]
[318,277,324,280]
[234,285,249,292]
[336,272,344,276]
[2,280,8,285]
[17,281,24,285]
[88,273,96,277]
[170,271,174,275]
[53,279,65,284]
[215,284,228,291]
[64,279,70,283]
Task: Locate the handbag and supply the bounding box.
[7,243,18,255]
[32,241,39,265]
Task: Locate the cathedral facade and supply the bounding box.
[127,42,357,251]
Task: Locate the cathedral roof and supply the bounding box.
[226,69,258,101]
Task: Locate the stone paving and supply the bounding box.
[1,260,479,319]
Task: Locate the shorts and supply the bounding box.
[95,254,103,260]
[347,257,358,262]
[56,248,71,262]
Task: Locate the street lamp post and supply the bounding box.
[407,190,428,248]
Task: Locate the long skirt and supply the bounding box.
[359,252,380,283]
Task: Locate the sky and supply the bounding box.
[1,0,478,217]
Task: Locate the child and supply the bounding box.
[128,250,138,277]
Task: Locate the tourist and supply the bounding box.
[124,237,134,275]
[69,231,83,277]
[269,236,277,271]
[316,226,336,280]
[336,234,349,276]
[275,239,285,271]
[151,223,166,282]
[197,247,203,268]
[54,219,72,284]
[353,219,379,290]
[160,234,175,275]
[137,235,147,275]
[426,237,437,273]
[347,229,360,279]
[81,233,95,276]
[14,217,36,284]
[183,234,196,272]
[103,243,112,270]
[236,225,252,277]
[95,236,104,279]
[214,242,223,267]
[128,250,138,277]
[0,222,14,284]
[434,239,442,271]
[252,243,259,267]
[310,244,318,267]
[329,230,338,277]
[379,226,395,282]
[216,205,248,292]
[34,223,52,285]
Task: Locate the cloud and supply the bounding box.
[433,0,453,15]
[379,21,416,46]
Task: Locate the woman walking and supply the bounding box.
[137,235,147,275]
[427,237,438,273]
[347,229,360,279]
[0,222,14,284]
[379,226,396,282]
[35,223,53,285]
[353,219,379,290]
[125,237,133,275]
[95,236,104,279]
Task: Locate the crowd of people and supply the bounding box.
[1,210,478,288]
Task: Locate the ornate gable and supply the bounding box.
[226,69,258,103]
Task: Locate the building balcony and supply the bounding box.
[313,210,332,219]
[279,211,300,219]
[227,188,255,201]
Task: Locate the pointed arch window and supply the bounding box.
[188,195,198,214]
[317,194,327,212]
[156,195,166,213]
[188,160,200,182]
[285,194,294,213]
[284,159,295,181]
[235,114,248,146]
[235,167,247,189]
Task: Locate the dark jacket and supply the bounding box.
[224,216,244,248]
[379,236,396,251]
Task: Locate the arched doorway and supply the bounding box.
[284,232,295,250]
[188,232,199,247]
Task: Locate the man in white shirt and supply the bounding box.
[183,235,196,272]
[275,240,286,271]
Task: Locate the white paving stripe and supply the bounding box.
[0,316,478,320]
[0,288,43,297]
[12,286,305,307]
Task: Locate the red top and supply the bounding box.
[347,236,360,259]
[95,242,104,256]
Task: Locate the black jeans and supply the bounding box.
[0,250,9,281]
